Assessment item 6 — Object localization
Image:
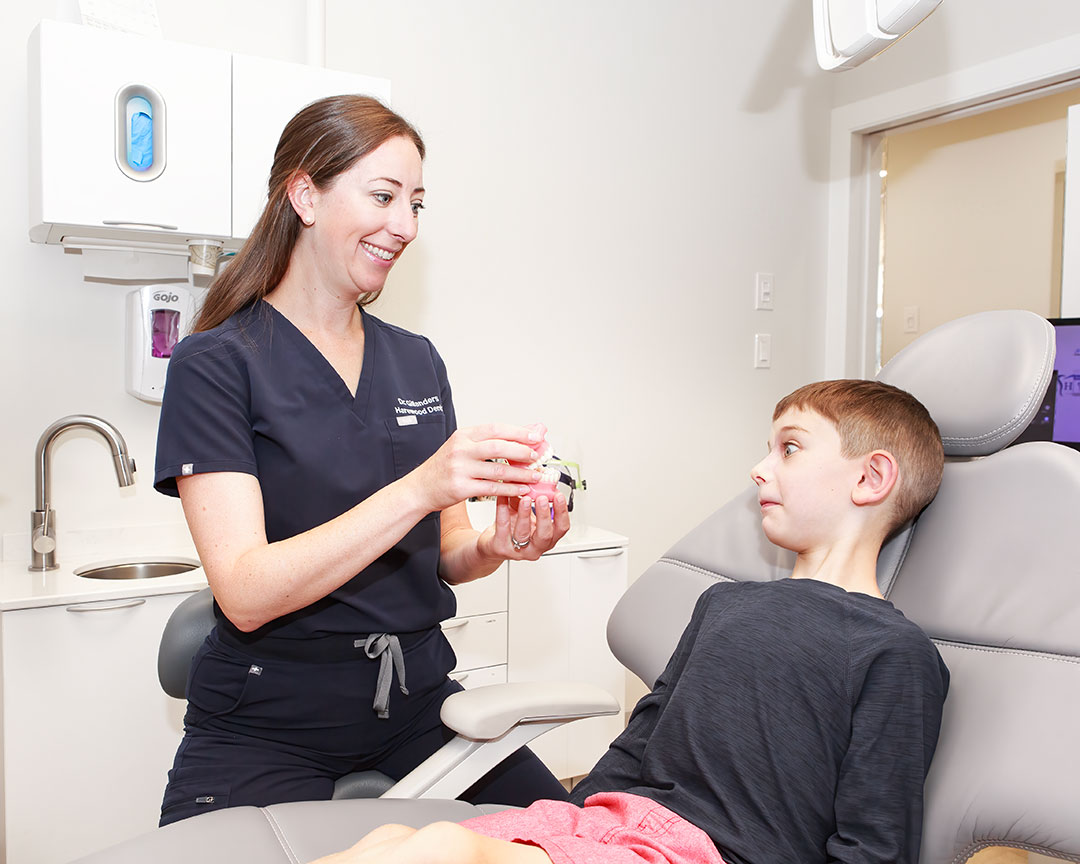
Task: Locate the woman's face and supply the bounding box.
[306,135,425,299]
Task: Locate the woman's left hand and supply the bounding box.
[478,493,571,561]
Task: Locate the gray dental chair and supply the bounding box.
[77,309,1080,864]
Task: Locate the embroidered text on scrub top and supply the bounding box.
[394,395,443,416]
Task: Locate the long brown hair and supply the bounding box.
[194,95,425,332]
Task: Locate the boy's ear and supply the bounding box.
[852,450,899,507]
[286,171,318,226]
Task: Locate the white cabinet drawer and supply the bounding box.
[508,540,629,780]
[442,612,507,672]
[1,591,196,864]
[449,563,508,618]
[449,664,507,689]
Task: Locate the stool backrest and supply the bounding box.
[158,587,214,699]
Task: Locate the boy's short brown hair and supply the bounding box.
[774,380,944,534]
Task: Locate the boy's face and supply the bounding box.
[750,407,866,553]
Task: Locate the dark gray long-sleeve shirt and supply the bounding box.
[570,577,949,864]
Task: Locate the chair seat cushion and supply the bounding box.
[73,798,510,864]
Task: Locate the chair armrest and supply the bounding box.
[382,681,620,799]
[440,681,621,740]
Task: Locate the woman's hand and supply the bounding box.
[411,424,546,513]
[476,493,572,562]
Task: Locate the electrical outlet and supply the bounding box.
[754,333,772,368]
[903,306,919,334]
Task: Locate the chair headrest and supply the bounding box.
[877,310,1054,457]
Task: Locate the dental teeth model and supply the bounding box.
[526,440,560,500]
[514,423,559,500]
[504,423,585,509]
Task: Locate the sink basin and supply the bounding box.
[75,557,200,580]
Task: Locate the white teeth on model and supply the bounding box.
[527,444,554,471]
[527,445,559,483]
[362,242,394,260]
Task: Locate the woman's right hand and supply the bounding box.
[410,424,545,512]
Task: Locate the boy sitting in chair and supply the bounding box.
[315,379,950,864]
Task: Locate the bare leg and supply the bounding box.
[307,821,551,864]
[346,823,416,856]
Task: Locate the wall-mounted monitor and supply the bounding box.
[1012,317,1080,451]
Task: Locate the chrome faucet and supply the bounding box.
[30,415,137,572]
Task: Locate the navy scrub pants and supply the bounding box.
[159,626,568,825]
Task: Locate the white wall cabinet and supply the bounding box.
[28,20,390,248]
[28,21,232,244]
[0,591,195,864]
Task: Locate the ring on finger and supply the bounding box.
[511,535,531,551]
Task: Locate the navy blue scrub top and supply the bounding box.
[155,300,458,641]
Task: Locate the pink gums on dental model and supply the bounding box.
[515,423,560,500]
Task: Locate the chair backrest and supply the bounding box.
[608,310,1080,864]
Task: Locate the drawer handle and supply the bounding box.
[102,219,179,230]
[441,619,469,631]
[66,598,147,613]
[449,671,470,683]
[577,548,625,560]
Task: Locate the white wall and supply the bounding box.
[325,0,832,572]
[1,0,833,583]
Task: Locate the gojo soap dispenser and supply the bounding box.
[125,284,196,403]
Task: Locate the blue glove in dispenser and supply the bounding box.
[115,84,166,181]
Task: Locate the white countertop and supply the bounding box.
[0,516,625,612]
[535,523,628,555]
[0,556,208,611]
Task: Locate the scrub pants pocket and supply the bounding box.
[185,641,264,723]
[159,775,231,824]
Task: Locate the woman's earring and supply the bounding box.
[302,214,314,226]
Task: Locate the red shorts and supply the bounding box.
[460,791,727,864]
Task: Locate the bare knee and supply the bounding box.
[309,823,417,863]
[408,822,549,864]
[409,822,484,862]
[356,822,416,849]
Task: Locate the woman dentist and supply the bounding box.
[153,94,571,824]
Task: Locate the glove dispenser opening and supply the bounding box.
[114,83,166,182]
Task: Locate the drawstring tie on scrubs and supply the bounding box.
[359,633,409,719]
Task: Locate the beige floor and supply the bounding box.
[970,849,1061,863]
[971,850,1024,863]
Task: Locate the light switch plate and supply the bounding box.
[755,272,774,310]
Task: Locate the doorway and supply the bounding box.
[875,85,1080,368]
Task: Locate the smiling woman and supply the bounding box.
[151,95,571,826]
[280,135,425,302]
